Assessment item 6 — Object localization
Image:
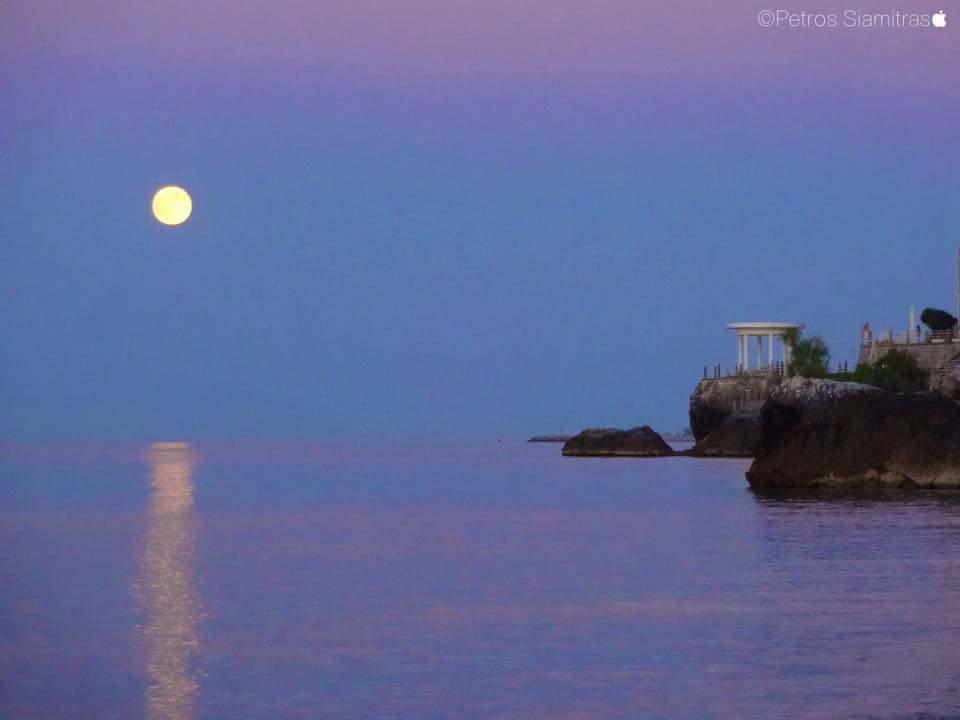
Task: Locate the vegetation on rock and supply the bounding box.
[843,349,929,393]
[920,307,957,332]
[782,328,830,378]
[784,329,928,393]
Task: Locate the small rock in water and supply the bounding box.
[562,426,674,457]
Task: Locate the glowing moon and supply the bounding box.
[151,186,193,226]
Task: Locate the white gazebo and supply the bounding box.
[727,322,804,372]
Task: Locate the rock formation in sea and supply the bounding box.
[688,375,781,457]
[527,435,573,443]
[562,426,674,457]
[686,415,761,457]
[746,377,960,490]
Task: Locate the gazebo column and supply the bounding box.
[727,323,804,375]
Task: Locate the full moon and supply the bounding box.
[151,186,193,226]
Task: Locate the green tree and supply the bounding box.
[782,328,830,378]
[920,307,957,332]
[849,348,929,393]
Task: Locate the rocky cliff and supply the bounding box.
[687,415,761,457]
[746,377,960,490]
[688,375,781,456]
[931,359,960,402]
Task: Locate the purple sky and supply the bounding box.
[1,1,958,440]
[3,1,954,87]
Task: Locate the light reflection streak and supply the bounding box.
[138,442,202,720]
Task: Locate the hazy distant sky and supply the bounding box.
[1,0,957,440]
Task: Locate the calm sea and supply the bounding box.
[1,441,959,719]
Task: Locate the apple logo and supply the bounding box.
[932,10,947,27]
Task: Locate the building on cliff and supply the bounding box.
[726,322,804,374]
[857,326,960,377]
[689,321,802,455]
[856,247,960,381]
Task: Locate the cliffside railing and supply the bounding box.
[702,361,849,381]
[703,363,787,380]
[862,329,960,346]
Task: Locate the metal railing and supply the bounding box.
[702,361,850,381]
[862,329,959,346]
[702,363,787,380]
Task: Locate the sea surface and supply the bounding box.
[1,440,959,719]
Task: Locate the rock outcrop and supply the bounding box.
[687,415,761,457]
[746,377,960,490]
[527,435,573,443]
[931,360,960,402]
[688,375,781,456]
[562,426,674,457]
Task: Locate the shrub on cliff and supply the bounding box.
[782,328,830,378]
[848,349,929,393]
[920,307,957,332]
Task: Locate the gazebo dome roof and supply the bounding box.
[726,322,804,332]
